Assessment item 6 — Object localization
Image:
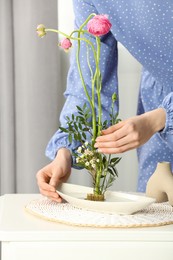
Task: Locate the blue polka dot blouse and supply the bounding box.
[46,0,173,192]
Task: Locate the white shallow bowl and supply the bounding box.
[57,183,155,215]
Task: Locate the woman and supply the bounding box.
[36,0,173,202]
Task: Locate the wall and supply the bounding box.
[58,0,142,192]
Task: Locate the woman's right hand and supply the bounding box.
[36,148,72,202]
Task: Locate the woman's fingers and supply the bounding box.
[96,141,138,154]
[95,134,137,149]
[95,135,139,153]
[38,182,61,200]
[96,126,126,144]
[36,148,72,202]
[101,121,124,135]
[39,187,61,201]
[36,168,62,201]
[38,179,62,202]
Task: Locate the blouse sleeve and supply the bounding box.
[45,0,118,161]
[159,93,173,150]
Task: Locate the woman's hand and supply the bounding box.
[36,148,72,202]
[94,108,166,154]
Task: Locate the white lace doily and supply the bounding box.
[25,198,173,228]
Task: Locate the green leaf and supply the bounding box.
[102,155,106,162]
[108,167,114,176]
[83,103,87,110]
[77,132,82,140]
[59,127,69,133]
[72,152,78,157]
[113,167,118,177]
[103,120,108,126]
[108,166,118,177]
[78,123,82,130]
[85,107,91,114]
[73,162,85,168]
[116,119,122,123]
[74,122,78,131]
[110,157,121,164]
[68,125,74,131]
[85,113,91,120]
[68,134,72,143]
[66,116,70,121]
[82,132,86,139]
[78,111,84,116]
[74,133,78,141]
[76,105,83,112]
[82,127,89,131]
[77,116,85,122]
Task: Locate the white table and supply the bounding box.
[0,194,173,260]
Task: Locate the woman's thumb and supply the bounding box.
[49,174,59,188]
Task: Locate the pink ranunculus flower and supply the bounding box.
[87,14,112,37]
[59,38,72,51]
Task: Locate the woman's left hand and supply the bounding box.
[94,108,166,154]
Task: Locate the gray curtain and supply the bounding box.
[0,0,63,194]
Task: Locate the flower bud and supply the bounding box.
[59,38,72,51]
[36,24,46,38]
[112,92,117,103]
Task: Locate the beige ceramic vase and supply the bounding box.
[146,161,173,205]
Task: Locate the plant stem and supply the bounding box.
[79,13,96,30]
[96,37,102,136]
[76,32,97,141]
[94,169,102,195]
[45,29,97,62]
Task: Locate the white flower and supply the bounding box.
[77,147,82,153]
[92,164,96,168]
[85,162,90,166]
[96,159,100,162]
[84,141,89,146]
[76,158,79,163]
[84,149,89,155]
[90,159,94,164]
[84,148,94,156]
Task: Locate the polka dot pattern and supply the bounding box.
[46,0,173,192]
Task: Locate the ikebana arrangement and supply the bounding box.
[37,14,121,201]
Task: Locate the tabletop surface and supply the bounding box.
[0,194,173,242]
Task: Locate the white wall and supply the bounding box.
[58,0,142,192]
